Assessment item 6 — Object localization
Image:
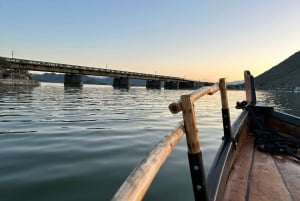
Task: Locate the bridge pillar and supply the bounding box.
[179,81,196,89]
[146,80,161,89]
[113,77,130,89]
[64,73,83,87]
[164,81,179,89]
[194,82,205,89]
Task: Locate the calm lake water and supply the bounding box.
[0,83,299,201]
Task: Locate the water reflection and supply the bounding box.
[257,91,300,116]
[64,86,83,94]
[257,90,300,116]
[0,84,298,201]
[0,85,35,96]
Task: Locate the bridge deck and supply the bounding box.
[0,56,199,83]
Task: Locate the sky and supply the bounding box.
[0,0,299,82]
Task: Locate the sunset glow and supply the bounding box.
[1,1,299,82]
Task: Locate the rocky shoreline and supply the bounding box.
[0,67,40,87]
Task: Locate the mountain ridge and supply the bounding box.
[254,51,300,90]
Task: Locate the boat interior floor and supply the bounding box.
[223,133,300,201]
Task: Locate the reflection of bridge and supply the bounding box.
[0,56,206,89]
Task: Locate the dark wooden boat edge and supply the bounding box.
[207,109,249,201]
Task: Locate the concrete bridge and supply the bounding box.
[0,56,206,89]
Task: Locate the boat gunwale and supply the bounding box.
[269,110,300,127]
[207,109,250,201]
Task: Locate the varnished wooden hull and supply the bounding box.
[213,108,300,201]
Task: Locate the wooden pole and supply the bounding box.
[244,71,256,105]
[181,95,200,153]
[249,74,257,104]
[169,100,182,114]
[181,94,209,201]
[219,78,232,142]
[190,83,220,103]
[169,83,219,114]
[111,123,185,201]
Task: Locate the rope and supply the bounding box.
[236,101,300,161]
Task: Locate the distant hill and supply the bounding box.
[32,73,65,83]
[227,80,244,85]
[31,73,146,86]
[255,51,300,90]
